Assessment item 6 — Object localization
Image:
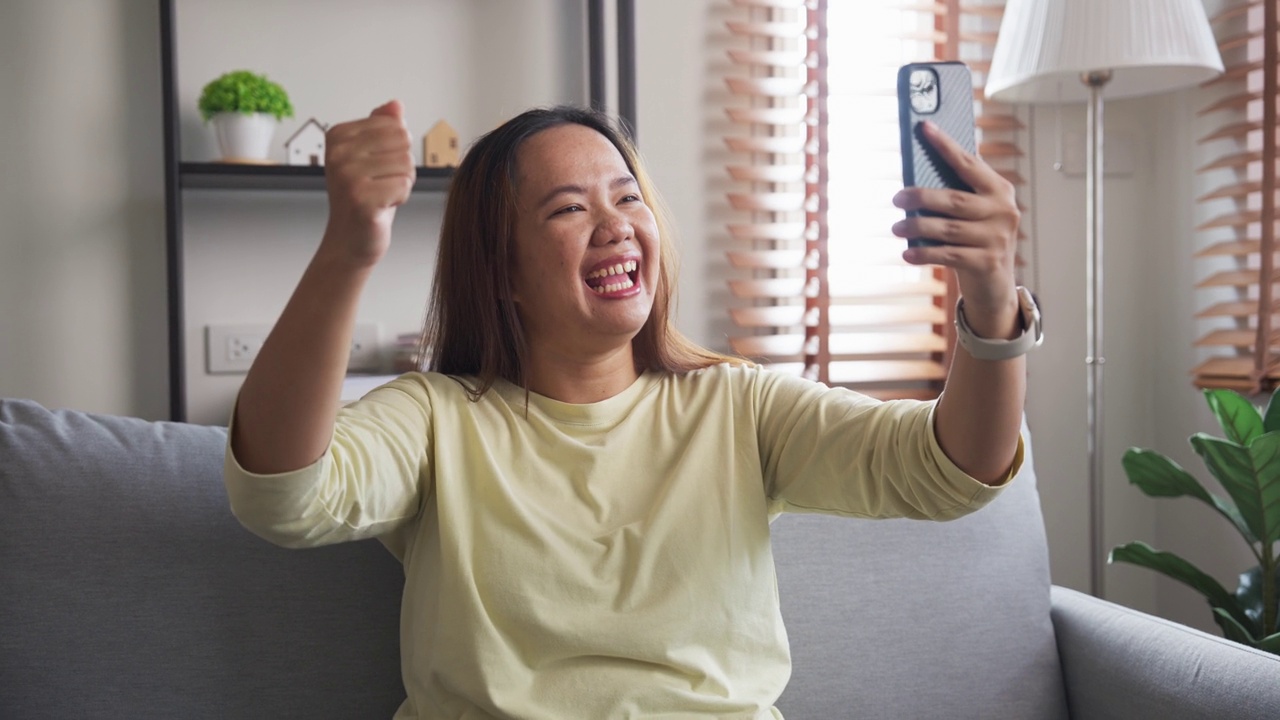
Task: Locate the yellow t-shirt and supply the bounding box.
[224,364,1019,719]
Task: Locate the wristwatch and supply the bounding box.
[954,286,1043,361]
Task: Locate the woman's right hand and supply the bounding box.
[322,99,416,266]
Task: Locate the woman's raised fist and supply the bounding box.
[321,99,416,266]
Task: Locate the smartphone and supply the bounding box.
[897,61,978,248]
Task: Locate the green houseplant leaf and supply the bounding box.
[1115,386,1279,655]
[1190,432,1280,546]
[1110,542,1253,632]
[198,70,295,122]
[1264,390,1280,434]
[1121,448,1256,544]
[1205,388,1265,445]
[1213,607,1259,645]
[1258,631,1280,653]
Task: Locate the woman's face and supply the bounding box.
[510,123,660,357]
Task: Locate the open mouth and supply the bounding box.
[583,259,640,295]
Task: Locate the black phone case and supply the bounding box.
[897,61,978,248]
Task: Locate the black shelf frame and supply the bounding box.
[180,162,454,192]
[159,0,636,421]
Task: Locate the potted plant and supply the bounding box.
[198,70,295,163]
[1111,387,1280,655]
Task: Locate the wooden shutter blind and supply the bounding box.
[723,0,1027,399]
[1193,0,1280,394]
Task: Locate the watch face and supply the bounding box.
[1015,287,1044,345]
[1016,287,1037,315]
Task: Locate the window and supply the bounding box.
[723,0,1029,399]
[1192,0,1279,394]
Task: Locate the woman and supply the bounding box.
[226,99,1034,719]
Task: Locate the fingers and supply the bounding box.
[901,241,1013,279]
[369,99,405,121]
[324,102,417,215]
[349,175,416,210]
[891,121,1021,303]
[918,120,1006,197]
[893,186,994,221]
[891,122,1019,256]
[343,151,415,183]
[326,135,415,202]
[891,187,1018,247]
[892,215,983,247]
[326,118,412,154]
[326,124,414,166]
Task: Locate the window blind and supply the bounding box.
[1193,0,1279,394]
[723,0,1029,400]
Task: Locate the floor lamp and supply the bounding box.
[985,0,1222,599]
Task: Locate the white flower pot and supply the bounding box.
[211,112,279,163]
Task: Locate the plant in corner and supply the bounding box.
[198,70,295,164]
[1110,387,1280,656]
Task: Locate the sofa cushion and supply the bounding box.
[771,423,1069,719]
[0,399,405,719]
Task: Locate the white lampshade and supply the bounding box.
[986,0,1224,104]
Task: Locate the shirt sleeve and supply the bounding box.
[223,373,434,552]
[751,369,1022,520]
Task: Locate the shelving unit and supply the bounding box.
[179,163,454,192]
[159,0,637,421]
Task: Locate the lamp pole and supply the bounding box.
[1083,69,1112,599]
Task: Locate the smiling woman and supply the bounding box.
[423,106,739,403]
[223,100,1031,719]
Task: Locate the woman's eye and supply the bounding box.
[620,194,641,203]
[553,204,584,215]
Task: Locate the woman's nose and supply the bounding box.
[590,210,632,246]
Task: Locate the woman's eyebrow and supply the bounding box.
[537,175,637,208]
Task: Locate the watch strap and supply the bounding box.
[954,286,1043,361]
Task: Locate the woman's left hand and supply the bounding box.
[889,120,1021,331]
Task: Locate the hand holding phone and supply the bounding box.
[891,61,1022,321]
[897,62,978,248]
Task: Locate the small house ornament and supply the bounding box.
[423,120,460,168]
[284,117,328,166]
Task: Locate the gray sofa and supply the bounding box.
[1,397,1277,719]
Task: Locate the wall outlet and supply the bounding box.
[205,322,383,375]
[206,324,270,374]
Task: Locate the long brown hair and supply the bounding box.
[420,105,744,400]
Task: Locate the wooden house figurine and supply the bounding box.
[423,120,460,168]
[285,117,328,166]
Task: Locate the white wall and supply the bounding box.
[0,0,168,420]
[0,0,1251,634]
[1142,87,1261,634]
[174,0,584,425]
[1017,99,1162,614]
[1018,3,1259,635]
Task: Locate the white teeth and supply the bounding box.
[585,260,639,280]
[590,275,636,294]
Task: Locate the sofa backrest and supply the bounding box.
[771,422,1070,719]
[2,399,1068,719]
[0,399,405,719]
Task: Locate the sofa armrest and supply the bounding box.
[1050,585,1280,719]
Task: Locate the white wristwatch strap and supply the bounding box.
[954,286,1043,361]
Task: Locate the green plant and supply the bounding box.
[1110,387,1280,655]
[198,70,294,122]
